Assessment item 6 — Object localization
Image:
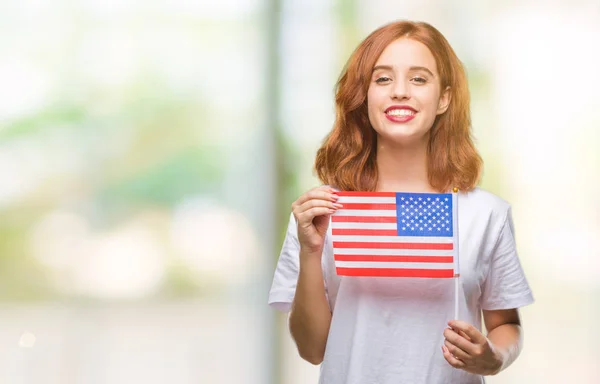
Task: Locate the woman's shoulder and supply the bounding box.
[460,187,512,218]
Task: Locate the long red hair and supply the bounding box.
[315,20,482,192]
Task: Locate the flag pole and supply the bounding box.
[454,275,459,320]
[452,187,460,321]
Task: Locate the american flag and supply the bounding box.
[331,191,459,278]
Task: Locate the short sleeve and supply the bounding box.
[268,213,301,312]
[480,207,535,310]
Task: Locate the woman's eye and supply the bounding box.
[411,77,427,84]
[375,76,391,84]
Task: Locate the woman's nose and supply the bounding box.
[391,80,410,100]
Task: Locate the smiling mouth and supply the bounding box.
[384,108,417,123]
[386,109,416,117]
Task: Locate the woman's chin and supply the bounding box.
[376,130,429,147]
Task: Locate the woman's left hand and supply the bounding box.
[441,320,503,376]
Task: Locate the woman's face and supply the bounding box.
[367,37,450,147]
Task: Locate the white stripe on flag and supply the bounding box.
[332,235,453,243]
[333,248,453,256]
[334,261,454,269]
[331,222,397,230]
[335,209,396,217]
[337,196,396,203]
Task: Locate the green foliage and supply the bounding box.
[99,146,225,207]
[0,215,57,301]
[0,76,228,301]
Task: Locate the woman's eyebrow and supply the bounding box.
[409,66,435,77]
[372,65,394,73]
[372,65,435,77]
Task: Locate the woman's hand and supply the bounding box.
[441,320,503,376]
[291,186,342,255]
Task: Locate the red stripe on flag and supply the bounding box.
[335,268,454,278]
[337,192,396,197]
[333,242,453,250]
[333,255,453,263]
[331,216,397,223]
[332,229,397,236]
[339,203,396,210]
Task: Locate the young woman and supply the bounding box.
[268,20,534,383]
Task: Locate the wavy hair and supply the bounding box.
[314,20,482,192]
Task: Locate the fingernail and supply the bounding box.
[333,203,343,209]
[331,194,339,201]
[328,209,336,214]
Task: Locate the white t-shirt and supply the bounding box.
[268,188,534,384]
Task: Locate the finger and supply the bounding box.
[443,327,475,355]
[442,345,465,369]
[295,207,336,227]
[458,329,472,342]
[293,187,339,209]
[448,320,486,344]
[293,186,335,208]
[444,339,470,362]
[297,199,343,216]
[446,326,473,344]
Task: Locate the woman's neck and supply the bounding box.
[375,138,436,193]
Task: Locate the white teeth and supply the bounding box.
[387,109,415,116]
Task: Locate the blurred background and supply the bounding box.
[0,0,598,383]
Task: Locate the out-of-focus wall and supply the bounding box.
[0,1,276,383]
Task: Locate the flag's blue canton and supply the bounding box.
[395,193,453,237]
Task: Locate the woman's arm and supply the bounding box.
[482,308,523,374]
[288,250,332,365]
[288,186,340,365]
[442,308,524,375]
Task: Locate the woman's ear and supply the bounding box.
[437,86,451,115]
